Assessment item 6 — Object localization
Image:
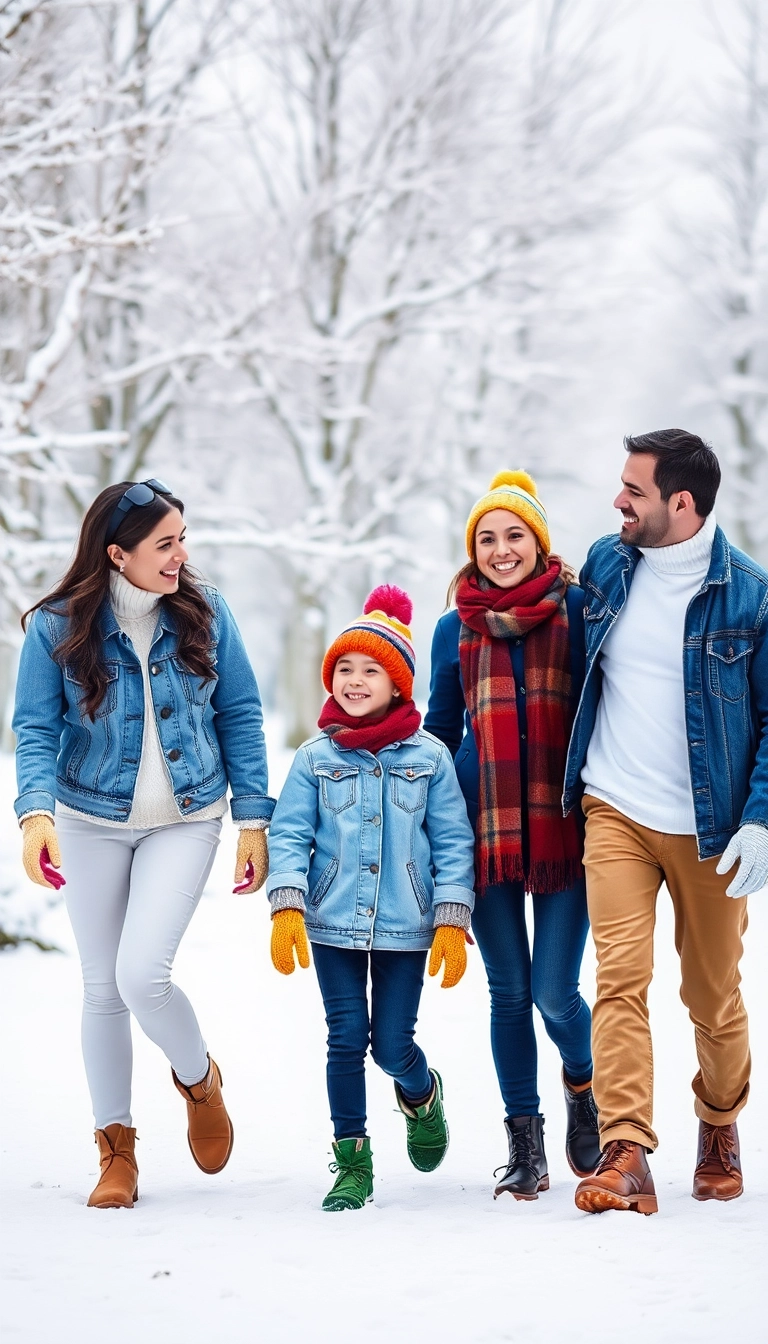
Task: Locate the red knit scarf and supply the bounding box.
[318,696,422,754]
[456,561,583,894]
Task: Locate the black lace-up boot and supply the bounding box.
[562,1072,601,1177]
[493,1115,548,1200]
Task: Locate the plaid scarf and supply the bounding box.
[318,696,422,754]
[456,560,583,894]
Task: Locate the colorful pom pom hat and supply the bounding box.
[465,470,550,558]
[322,585,415,701]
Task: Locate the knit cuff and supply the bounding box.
[18,809,55,829]
[269,887,307,916]
[237,817,269,832]
[433,901,471,931]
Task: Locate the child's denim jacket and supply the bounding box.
[267,728,475,951]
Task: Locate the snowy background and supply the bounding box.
[3,1,768,1340]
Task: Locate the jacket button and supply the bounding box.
[728,646,734,658]
[366,908,374,917]
[406,769,414,778]
[160,706,172,720]
[369,863,379,874]
[373,767,381,777]
[333,770,341,778]
[182,797,192,808]
[151,665,160,675]
[167,748,181,761]
[371,815,381,826]
[521,733,526,741]
[520,687,526,695]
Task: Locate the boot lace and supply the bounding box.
[595,1140,637,1174]
[493,1124,534,1180]
[699,1125,737,1173]
[327,1157,369,1196]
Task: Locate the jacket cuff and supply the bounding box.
[269,887,307,916]
[266,870,309,898]
[433,884,475,911]
[17,808,55,828]
[433,902,471,931]
[15,790,56,822]
[230,794,276,824]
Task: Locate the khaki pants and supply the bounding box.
[582,795,750,1151]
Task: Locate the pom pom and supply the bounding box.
[363,584,413,625]
[489,469,538,498]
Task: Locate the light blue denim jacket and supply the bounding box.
[13,586,275,825]
[563,527,768,858]
[266,728,475,951]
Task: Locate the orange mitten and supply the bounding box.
[234,828,268,894]
[21,815,62,889]
[428,925,468,989]
[271,908,311,975]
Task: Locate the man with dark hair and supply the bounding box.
[563,428,768,1215]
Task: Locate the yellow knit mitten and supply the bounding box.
[21,814,62,888]
[271,909,311,975]
[234,828,268,894]
[428,925,468,989]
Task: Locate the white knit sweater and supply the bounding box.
[58,572,229,829]
[582,513,716,834]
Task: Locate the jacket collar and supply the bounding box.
[612,524,730,589]
[329,730,422,756]
[98,597,177,642]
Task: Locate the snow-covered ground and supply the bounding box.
[1,740,767,1344]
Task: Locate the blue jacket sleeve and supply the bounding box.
[424,613,465,758]
[741,602,768,829]
[208,592,275,823]
[13,609,66,820]
[423,746,475,909]
[265,749,319,896]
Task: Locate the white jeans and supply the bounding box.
[57,815,221,1129]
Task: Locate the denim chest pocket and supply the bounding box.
[64,662,119,719]
[171,655,218,706]
[707,637,753,702]
[583,584,608,622]
[389,764,432,812]
[315,764,359,812]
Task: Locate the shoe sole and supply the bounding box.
[188,1119,234,1175]
[88,1185,139,1209]
[692,1186,743,1202]
[494,1176,549,1201]
[575,1186,658,1215]
[322,1194,374,1212]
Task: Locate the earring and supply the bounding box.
[119,563,125,573]
[393,690,401,697]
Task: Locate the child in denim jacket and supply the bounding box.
[266,586,475,1210]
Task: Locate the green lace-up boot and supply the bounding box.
[322,1137,374,1212]
[394,1068,449,1172]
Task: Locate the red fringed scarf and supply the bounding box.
[318,697,422,754]
[456,560,583,895]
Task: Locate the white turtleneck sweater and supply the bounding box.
[59,572,228,829]
[581,512,717,834]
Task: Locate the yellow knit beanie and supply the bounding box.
[465,470,550,558]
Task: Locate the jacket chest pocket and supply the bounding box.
[707,637,753,702]
[389,765,432,812]
[65,662,120,719]
[315,765,359,813]
[171,656,218,706]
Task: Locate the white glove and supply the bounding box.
[715,824,768,897]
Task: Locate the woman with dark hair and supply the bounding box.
[13,480,274,1208]
[425,471,600,1200]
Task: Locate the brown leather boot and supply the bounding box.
[87,1124,138,1208]
[692,1121,743,1201]
[172,1055,234,1174]
[574,1139,658,1215]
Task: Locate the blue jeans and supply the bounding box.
[471,879,592,1117]
[312,944,432,1140]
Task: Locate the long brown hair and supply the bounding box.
[23,483,217,720]
[446,544,578,608]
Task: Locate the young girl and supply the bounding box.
[425,472,600,1200]
[266,586,475,1211]
[13,480,275,1208]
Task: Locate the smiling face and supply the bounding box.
[332,652,399,718]
[474,509,541,588]
[614,453,695,548]
[107,507,188,594]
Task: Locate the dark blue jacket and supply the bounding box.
[563,528,768,859]
[425,586,586,831]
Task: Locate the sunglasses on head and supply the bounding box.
[104,479,174,546]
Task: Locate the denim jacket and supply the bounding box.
[425,587,586,832]
[13,587,275,825]
[266,728,475,951]
[563,527,768,858]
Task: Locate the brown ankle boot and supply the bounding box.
[172,1055,234,1174]
[693,1121,743,1201]
[574,1139,658,1215]
[87,1124,138,1208]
